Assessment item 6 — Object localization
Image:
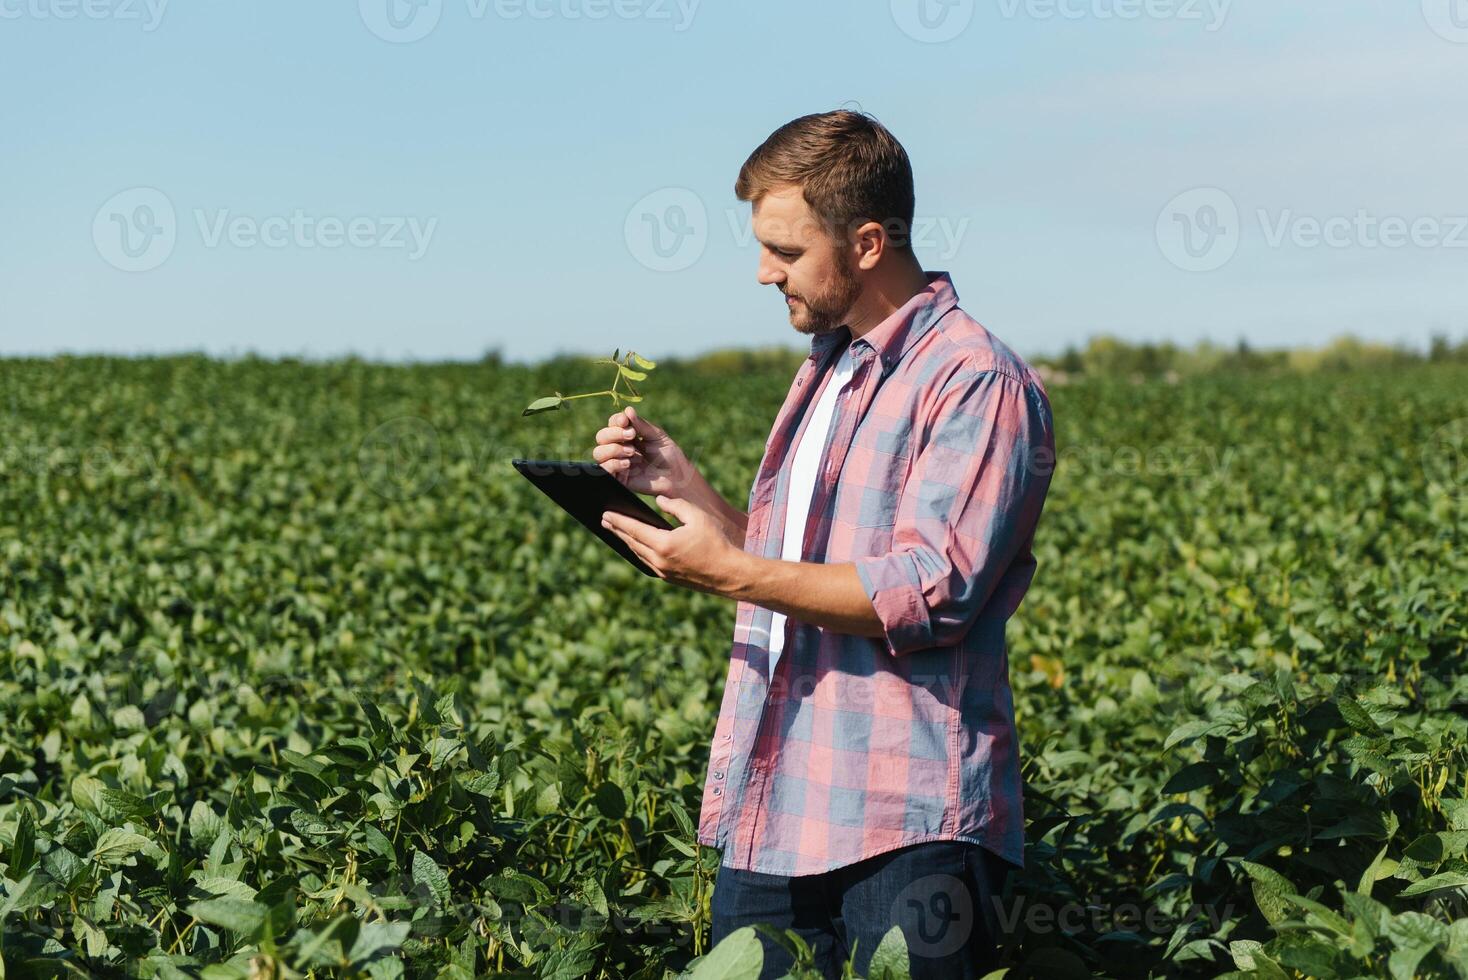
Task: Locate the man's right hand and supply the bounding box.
[593,406,699,499]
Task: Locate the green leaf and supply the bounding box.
[594,782,627,819]
[411,849,451,908]
[293,913,360,967]
[1398,872,1468,897]
[617,366,648,382]
[631,352,656,369]
[1240,861,1297,925]
[867,925,911,980]
[1386,911,1449,980]
[0,873,56,918]
[1289,624,1325,652]
[1336,697,1383,736]
[192,876,259,902]
[458,769,500,797]
[187,898,268,938]
[427,736,463,770]
[688,925,763,979]
[1228,940,1289,979]
[8,807,36,876]
[1164,718,1232,749]
[188,801,227,846]
[522,395,564,416]
[90,828,152,867]
[1160,762,1216,795]
[348,920,410,965]
[483,869,549,905]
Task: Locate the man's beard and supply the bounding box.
[786,260,861,335]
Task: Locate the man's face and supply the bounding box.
[751,185,862,336]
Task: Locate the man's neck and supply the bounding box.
[844,260,932,343]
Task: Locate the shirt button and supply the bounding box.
[713,771,724,780]
[711,787,722,796]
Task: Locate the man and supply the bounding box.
[595,109,1055,978]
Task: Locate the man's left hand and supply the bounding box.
[602,495,747,596]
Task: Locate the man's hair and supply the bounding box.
[734,109,916,254]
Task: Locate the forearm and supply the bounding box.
[725,553,885,638]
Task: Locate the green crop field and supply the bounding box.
[1,356,1465,979]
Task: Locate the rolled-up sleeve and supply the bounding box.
[851,370,1054,656]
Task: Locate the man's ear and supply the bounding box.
[852,219,887,271]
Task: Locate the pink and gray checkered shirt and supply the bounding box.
[696,271,1056,876]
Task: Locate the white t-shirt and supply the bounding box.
[768,339,856,678]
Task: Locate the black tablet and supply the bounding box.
[511,459,674,577]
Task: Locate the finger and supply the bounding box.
[654,493,694,524]
[603,510,663,549]
[626,407,662,439]
[603,517,664,576]
[624,535,664,577]
[595,424,636,446]
[593,443,638,464]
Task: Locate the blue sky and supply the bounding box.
[2,0,1465,363]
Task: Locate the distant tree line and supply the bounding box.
[509,332,1468,381]
[1029,332,1468,381]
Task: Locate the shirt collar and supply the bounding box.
[807,271,960,377]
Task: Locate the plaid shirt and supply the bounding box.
[696,271,1055,876]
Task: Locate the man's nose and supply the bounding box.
[757,256,784,287]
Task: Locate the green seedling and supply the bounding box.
[523,348,658,416]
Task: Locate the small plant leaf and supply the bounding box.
[522,396,564,416]
[868,925,911,979]
[631,352,657,370]
[688,926,763,979]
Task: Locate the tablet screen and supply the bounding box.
[512,460,673,577]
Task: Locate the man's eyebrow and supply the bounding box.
[759,239,802,252]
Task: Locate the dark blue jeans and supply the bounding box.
[708,840,1015,979]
